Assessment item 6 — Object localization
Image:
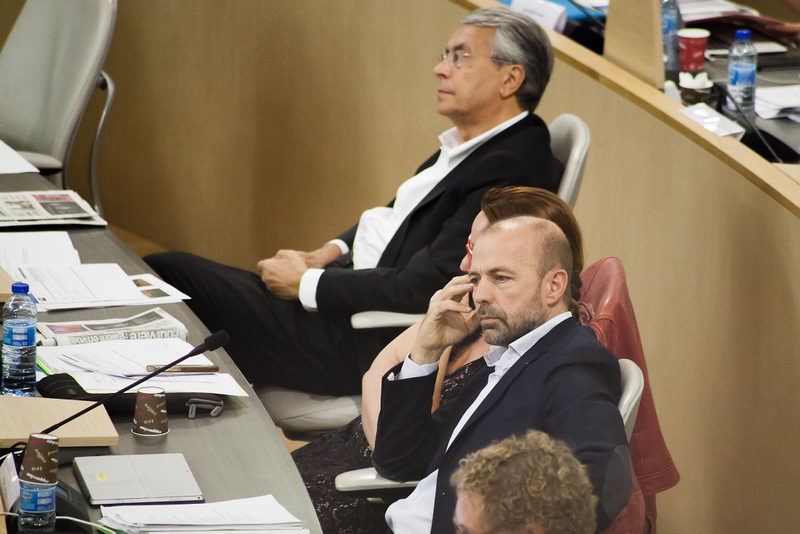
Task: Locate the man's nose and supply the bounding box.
[434,57,450,77]
[472,279,489,304]
[459,254,470,273]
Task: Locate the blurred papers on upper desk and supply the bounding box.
[677,0,757,22]
[0,139,38,174]
[755,85,800,121]
[0,190,105,227]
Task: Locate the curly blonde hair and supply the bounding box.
[450,430,597,534]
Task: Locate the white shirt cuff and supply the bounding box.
[393,354,439,380]
[298,268,324,311]
[327,239,349,256]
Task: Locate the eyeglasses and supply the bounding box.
[439,50,514,69]
[440,49,473,69]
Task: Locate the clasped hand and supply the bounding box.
[257,243,343,300]
[257,250,307,300]
[409,275,478,366]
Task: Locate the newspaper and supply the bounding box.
[0,190,106,227]
[37,308,188,346]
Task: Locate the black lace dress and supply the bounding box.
[291,358,487,534]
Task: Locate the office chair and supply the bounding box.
[0,0,116,210]
[333,358,645,500]
[551,113,590,209]
[256,113,592,438]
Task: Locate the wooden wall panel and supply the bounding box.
[85,1,462,271]
[536,43,800,533]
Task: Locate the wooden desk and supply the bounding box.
[0,174,321,533]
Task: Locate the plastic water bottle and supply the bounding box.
[18,432,59,531]
[18,480,57,531]
[661,0,679,72]
[726,29,757,122]
[2,282,38,396]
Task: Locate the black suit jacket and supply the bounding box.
[373,319,634,532]
[316,114,562,316]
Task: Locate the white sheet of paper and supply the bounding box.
[12,263,146,306]
[70,370,248,397]
[0,140,38,174]
[37,338,213,377]
[680,103,746,140]
[100,495,303,530]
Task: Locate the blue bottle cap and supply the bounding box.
[735,29,750,40]
[11,282,29,294]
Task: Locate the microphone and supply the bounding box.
[40,330,230,435]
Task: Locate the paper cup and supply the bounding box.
[19,433,59,484]
[678,28,710,73]
[132,386,169,436]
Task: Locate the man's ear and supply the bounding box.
[499,64,525,99]
[542,268,568,306]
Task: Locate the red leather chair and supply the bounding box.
[580,257,680,533]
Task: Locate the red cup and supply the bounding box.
[678,28,710,72]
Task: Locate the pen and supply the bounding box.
[145,365,219,373]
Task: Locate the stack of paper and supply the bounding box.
[677,0,758,22]
[100,495,308,533]
[0,189,106,227]
[37,338,248,397]
[0,231,189,309]
[755,85,800,121]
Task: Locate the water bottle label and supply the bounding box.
[728,63,756,87]
[19,484,56,513]
[662,11,677,36]
[3,324,36,346]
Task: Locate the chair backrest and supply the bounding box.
[578,257,680,497]
[617,359,644,441]
[0,0,116,185]
[549,113,590,208]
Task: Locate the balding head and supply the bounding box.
[469,217,572,346]
[481,216,572,304]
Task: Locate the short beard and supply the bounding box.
[478,297,547,347]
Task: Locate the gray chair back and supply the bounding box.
[0,0,116,188]
[550,113,590,208]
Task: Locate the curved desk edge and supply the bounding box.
[452,0,800,220]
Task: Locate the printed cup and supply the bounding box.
[19,433,59,484]
[132,386,169,436]
[678,28,710,72]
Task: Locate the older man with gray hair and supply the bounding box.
[146,7,562,399]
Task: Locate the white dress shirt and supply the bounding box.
[385,312,572,533]
[297,112,529,311]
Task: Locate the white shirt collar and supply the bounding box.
[438,111,529,155]
[483,312,573,374]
